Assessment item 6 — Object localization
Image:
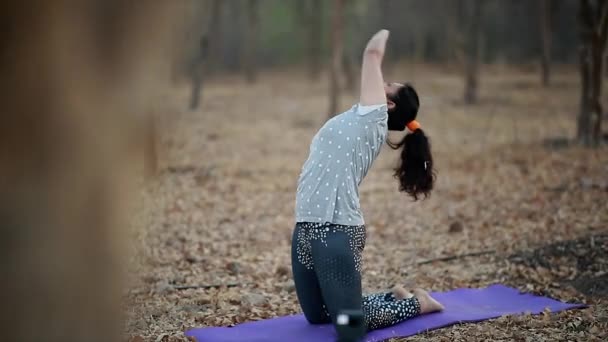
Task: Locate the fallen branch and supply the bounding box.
[173,283,245,290]
[417,250,496,265]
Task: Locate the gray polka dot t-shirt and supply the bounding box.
[295,103,388,226]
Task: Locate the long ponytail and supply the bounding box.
[387,128,435,200]
[386,83,435,200]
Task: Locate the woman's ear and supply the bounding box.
[387,99,396,111]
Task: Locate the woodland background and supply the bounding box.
[0,1,606,342]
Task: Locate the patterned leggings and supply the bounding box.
[291,222,421,331]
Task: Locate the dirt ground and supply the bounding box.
[125,64,607,341]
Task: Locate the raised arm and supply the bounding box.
[359,29,389,106]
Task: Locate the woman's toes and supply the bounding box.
[392,285,413,300]
[413,288,444,313]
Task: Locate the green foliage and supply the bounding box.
[179,0,581,71]
[259,0,301,65]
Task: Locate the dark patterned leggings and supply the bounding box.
[291,222,421,331]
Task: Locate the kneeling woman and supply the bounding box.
[291,30,443,339]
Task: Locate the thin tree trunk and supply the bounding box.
[189,72,202,110]
[244,0,259,83]
[189,35,208,110]
[188,0,212,110]
[144,113,158,178]
[577,1,592,145]
[309,0,323,80]
[464,0,482,105]
[540,0,552,87]
[591,1,608,146]
[328,0,344,117]
[577,0,607,146]
[590,46,604,146]
[578,46,591,145]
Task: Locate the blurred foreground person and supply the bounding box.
[0,1,176,341]
[291,30,443,342]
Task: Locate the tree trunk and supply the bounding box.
[188,0,211,110]
[189,73,202,110]
[577,0,592,144]
[309,0,323,81]
[591,1,608,146]
[0,1,176,341]
[540,0,552,86]
[577,0,607,146]
[328,0,344,117]
[243,0,259,83]
[189,35,208,110]
[578,44,591,145]
[464,0,482,105]
[144,113,159,178]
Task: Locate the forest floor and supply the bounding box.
[125,64,607,342]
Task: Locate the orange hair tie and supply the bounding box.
[406,120,421,132]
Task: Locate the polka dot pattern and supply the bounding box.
[294,104,388,226]
[292,222,421,331]
[295,222,365,272]
[362,292,421,330]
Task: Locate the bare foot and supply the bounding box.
[413,288,444,314]
[391,285,413,300]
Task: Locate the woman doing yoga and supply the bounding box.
[291,30,444,340]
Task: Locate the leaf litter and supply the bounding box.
[125,66,607,341]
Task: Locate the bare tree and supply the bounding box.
[189,35,209,110]
[464,0,483,104]
[189,0,223,110]
[144,112,159,178]
[540,0,552,86]
[243,0,259,83]
[577,0,608,146]
[329,0,345,117]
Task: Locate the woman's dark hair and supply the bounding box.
[386,83,436,200]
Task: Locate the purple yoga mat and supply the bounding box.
[185,285,585,342]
